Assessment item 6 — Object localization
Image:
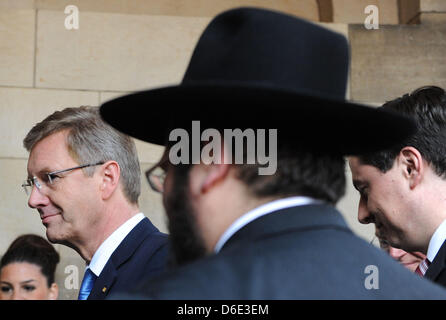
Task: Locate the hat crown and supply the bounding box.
[100,7,416,156]
[183,7,349,100]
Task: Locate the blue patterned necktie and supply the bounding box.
[78,268,97,300]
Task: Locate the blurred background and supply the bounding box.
[1,0,445,299]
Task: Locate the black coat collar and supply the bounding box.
[88,218,158,299]
[425,239,446,281]
[221,203,351,252]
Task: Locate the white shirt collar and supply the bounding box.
[427,218,446,262]
[88,213,145,276]
[214,196,323,253]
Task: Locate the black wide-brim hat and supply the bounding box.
[100,7,416,155]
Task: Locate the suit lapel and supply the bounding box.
[87,218,158,299]
[222,204,351,251]
[425,240,446,281]
[88,261,118,299]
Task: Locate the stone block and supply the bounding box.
[333,0,420,24]
[35,0,319,20]
[421,0,446,12]
[349,13,446,103]
[0,10,35,87]
[0,0,34,10]
[36,10,210,91]
[0,87,99,159]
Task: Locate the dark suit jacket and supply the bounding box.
[129,204,446,299]
[425,240,446,287]
[88,217,169,300]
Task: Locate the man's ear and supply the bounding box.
[201,163,231,193]
[189,162,232,196]
[398,147,424,189]
[190,139,232,195]
[99,161,120,200]
[200,137,235,193]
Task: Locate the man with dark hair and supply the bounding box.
[101,8,446,298]
[349,86,446,287]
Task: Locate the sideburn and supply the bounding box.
[164,164,207,268]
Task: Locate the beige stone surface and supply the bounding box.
[99,91,130,104]
[0,0,35,10]
[333,0,399,24]
[333,0,420,24]
[349,13,446,103]
[0,87,99,159]
[0,0,430,23]
[421,0,446,12]
[36,10,210,91]
[133,141,164,165]
[33,0,319,20]
[0,159,44,256]
[0,10,35,87]
[320,22,349,37]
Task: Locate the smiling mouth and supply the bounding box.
[41,213,61,225]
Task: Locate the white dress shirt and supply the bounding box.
[214,196,323,253]
[427,218,446,263]
[87,213,145,277]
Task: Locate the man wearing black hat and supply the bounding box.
[100,7,446,298]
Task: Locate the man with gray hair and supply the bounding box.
[22,106,168,300]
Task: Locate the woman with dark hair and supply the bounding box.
[0,234,59,300]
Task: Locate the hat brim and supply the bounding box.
[100,83,415,156]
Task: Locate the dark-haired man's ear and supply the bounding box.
[188,140,232,195]
[187,162,231,198]
[399,147,424,189]
[201,163,231,193]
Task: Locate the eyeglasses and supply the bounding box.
[22,162,104,196]
[145,159,168,193]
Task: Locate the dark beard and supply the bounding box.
[164,165,207,268]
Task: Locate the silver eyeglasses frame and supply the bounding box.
[22,162,104,195]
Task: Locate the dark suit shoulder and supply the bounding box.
[116,217,169,272]
[133,223,446,299]
[426,239,446,287]
[91,217,169,299]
